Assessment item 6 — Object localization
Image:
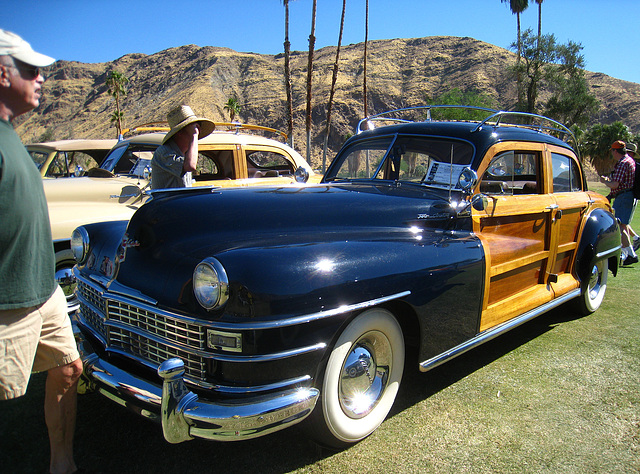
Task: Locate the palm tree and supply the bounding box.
[224,96,241,122]
[305,0,317,163]
[282,0,294,147]
[535,0,543,62]
[502,0,529,109]
[535,0,543,41]
[106,70,128,138]
[322,0,347,172]
[363,0,369,118]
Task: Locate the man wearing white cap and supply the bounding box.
[0,29,83,474]
[151,104,215,189]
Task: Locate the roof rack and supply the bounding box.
[355,105,575,143]
[213,122,288,142]
[472,110,575,142]
[356,105,497,133]
[120,121,288,142]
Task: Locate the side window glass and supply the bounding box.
[68,152,99,176]
[195,150,234,180]
[247,150,294,178]
[552,153,583,192]
[480,151,540,195]
[113,146,156,175]
[28,151,48,171]
[101,146,127,172]
[47,152,69,177]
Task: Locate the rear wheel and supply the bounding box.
[308,308,404,449]
[574,259,608,315]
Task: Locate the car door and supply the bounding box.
[546,146,589,298]
[236,146,298,187]
[193,146,238,186]
[473,142,559,332]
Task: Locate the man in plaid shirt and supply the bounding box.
[600,140,637,265]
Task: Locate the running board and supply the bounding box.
[419,289,581,372]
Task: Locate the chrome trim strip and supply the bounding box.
[93,343,313,394]
[103,319,327,362]
[596,245,622,260]
[419,289,581,372]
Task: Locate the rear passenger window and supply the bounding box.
[480,151,540,195]
[552,153,583,192]
[246,150,294,178]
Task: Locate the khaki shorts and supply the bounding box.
[0,286,80,400]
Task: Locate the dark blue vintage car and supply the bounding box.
[71,108,620,448]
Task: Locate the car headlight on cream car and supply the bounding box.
[193,257,229,310]
[71,227,90,264]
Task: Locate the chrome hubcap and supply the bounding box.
[339,330,392,419]
[55,266,79,313]
[587,264,602,301]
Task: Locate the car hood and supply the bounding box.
[108,183,463,312]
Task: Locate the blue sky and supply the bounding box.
[3,0,639,84]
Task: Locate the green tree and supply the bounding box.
[582,122,632,174]
[545,41,599,129]
[322,0,347,173]
[224,96,241,122]
[502,0,529,109]
[511,29,557,114]
[426,88,496,121]
[106,70,128,137]
[282,0,295,147]
[305,0,317,162]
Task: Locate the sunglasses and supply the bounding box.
[7,63,41,80]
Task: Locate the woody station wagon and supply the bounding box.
[71,107,620,448]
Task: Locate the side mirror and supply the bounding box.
[294,166,310,184]
[471,193,488,211]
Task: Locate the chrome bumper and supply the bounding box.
[76,335,319,443]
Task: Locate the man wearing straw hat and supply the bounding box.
[151,105,215,190]
[0,29,83,473]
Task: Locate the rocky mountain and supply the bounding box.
[14,36,640,169]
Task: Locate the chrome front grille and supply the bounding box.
[108,299,206,349]
[77,280,208,382]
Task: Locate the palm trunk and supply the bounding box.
[363,0,369,117]
[305,0,317,163]
[322,0,346,172]
[283,0,294,147]
[516,12,523,109]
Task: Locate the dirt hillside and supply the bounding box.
[14,36,640,169]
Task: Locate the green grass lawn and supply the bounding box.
[1,183,638,473]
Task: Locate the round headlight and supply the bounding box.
[71,227,90,264]
[193,258,229,310]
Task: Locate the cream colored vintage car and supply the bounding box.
[27,139,118,178]
[46,124,318,312]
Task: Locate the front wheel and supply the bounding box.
[307,308,405,449]
[574,259,608,315]
[55,248,79,314]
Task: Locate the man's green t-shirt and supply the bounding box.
[0,119,56,309]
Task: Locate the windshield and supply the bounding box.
[327,135,474,190]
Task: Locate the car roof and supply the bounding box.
[26,139,119,151]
